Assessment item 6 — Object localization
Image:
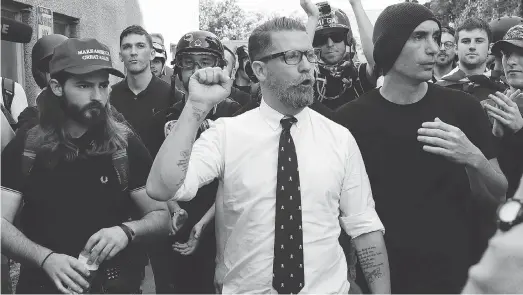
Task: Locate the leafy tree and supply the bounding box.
[424,0,521,27]
[199,0,269,40]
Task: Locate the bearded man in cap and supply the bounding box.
[1,38,170,294]
[336,2,507,293]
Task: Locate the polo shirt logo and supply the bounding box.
[100,176,108,184]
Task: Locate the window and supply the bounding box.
[1,8,25,85]
[53,12,77,37]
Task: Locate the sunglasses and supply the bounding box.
[313,32,346,47]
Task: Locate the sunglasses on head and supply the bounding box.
[313,32,346,47]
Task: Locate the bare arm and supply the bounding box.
[147,68,233,201]
[466,157,507,205]
[125,188,171,243]
[353,231,391,294]
[300,0,319,45]
[2,189,90,293]
[349,0,376,80]
[418,118,507,205]
[1,189,51,267]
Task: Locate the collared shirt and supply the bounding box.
[173,99,384,294]
[110,75,174,157]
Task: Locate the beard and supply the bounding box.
[436,53,454,66]
[267,73,314,109]
[64,99,108,128]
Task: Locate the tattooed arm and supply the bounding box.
[147,68,232,201]
[353,231,391,294]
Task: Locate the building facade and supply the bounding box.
[2,0,144,105]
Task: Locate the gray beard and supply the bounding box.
[268,79,314,109]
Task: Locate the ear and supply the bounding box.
[150,47,155,61]
[251,61,267,82]
[49,79,63,97]
[119,51,124,62]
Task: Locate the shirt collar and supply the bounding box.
[259,97,308,131]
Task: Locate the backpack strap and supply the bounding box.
[112,147,129,192]
[2,78,15,111]
[2,78,16,125]
[21,126,39,179]
[21,125,129,192]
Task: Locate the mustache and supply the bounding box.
[294,75,315,86]
[82,101,104,112]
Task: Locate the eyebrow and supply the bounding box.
[412,29,441,36]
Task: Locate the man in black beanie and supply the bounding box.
[336,2,507,293]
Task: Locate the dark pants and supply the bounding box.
[171,225,216,294]
[148,236,177,293]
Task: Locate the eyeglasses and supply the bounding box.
[313,32,346,47]
[441,41,455,50]
[257,49,318,65]
[176,55,218,69]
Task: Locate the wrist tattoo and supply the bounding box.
[356,246,385,285]
[192,105,206,121]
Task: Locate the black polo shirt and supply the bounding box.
[1,126,152,261]
[110,76,175,157]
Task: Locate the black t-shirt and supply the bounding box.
[110,76,175,157]
[316,62,375,111]
[335,83,496,258]
[1,127,152,259]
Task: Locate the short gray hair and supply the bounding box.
[150,33,165,44]
[248,17,306,61]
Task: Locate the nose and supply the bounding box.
[426,38,439,55]
[506,52,518,66]
[130,45,138,55]
[439,42,446,51]
[326,37,335,47]
[298,54,313,73]
[91,86,104,103]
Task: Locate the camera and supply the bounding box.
[317,1,331,15]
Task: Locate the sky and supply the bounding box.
[139,0,431,60]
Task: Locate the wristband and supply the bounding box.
[40,251,55,268]
[118,223,135,243]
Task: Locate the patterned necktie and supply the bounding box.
[273,117,304,294]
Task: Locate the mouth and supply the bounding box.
[507,70,522,74]
[466,54,478,57]
[298,78,314,86]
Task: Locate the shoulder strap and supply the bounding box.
[2,78,16,125]
[2,77,15,111]
[112,144,129,192]
[21,126,39,179]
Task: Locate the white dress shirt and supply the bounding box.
[173,99,384,294]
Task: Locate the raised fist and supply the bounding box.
[188,67,233,111]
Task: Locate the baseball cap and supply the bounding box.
[49,38,124,78]
[492,24,523,55]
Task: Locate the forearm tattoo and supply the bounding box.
[356,246,385,285]
[175,150,191,187]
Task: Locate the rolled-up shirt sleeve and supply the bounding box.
[173,119,225,201]
[339,133,384,238]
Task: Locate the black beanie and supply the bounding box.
[373,2,441,75]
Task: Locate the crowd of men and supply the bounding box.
[1,0,523,293]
